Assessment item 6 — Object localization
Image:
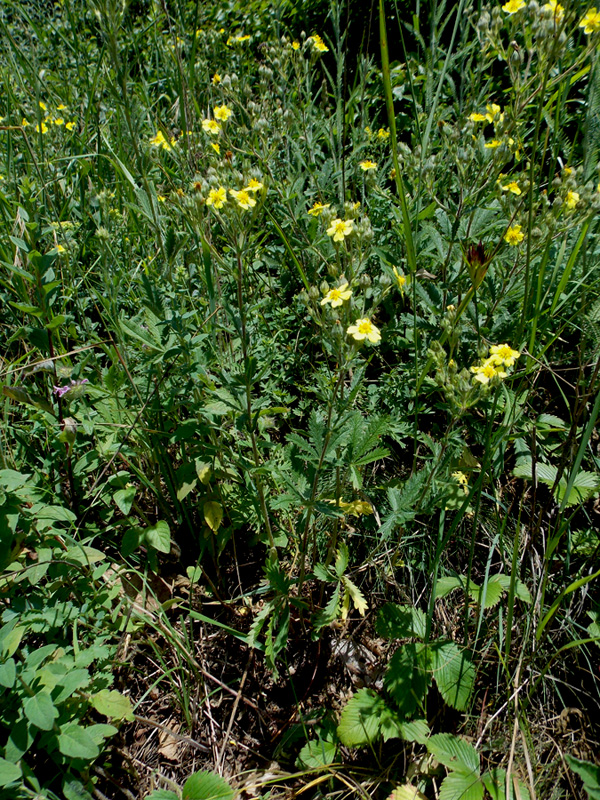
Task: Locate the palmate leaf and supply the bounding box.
[431,642,475,711]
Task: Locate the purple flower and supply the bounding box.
[53,379,89,399]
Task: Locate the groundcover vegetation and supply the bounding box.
[1,0,600,797]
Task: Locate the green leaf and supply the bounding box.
[431,642,475,711]
[438,771,484,800]
[145,792,180,800]
[0,624,24,658]
[396,719,430,745]
[0,758,22,787]
[376,603,426,640]
[23,691,59,731]
[565,755,600,800]
[384,643,432,716]
[482,768,531,800]
[0,657,16,688]
[337,687,389,746]
[434,576,465,599]
[182,770,235,800]
[91,689,135,721]
[195,460,212,484]
[334,541,349,577]
[177,479,197,502]
[427,734,480,774]
[388,784,428,800]
[297,738,337,768]
[343,576,368,616]
[58,723,100,760]
[145,520,171,553]
[114,487,136,515]
[476,575,505,609]
[203,501,223,532]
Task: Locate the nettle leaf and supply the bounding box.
[431,642,475,711]
[23,691,59,731]
[438,771,484,800]
[427,733,480,774]
[182,770,235,800]
[337,687,389,746]
[376,603,426,640]
[384,643,432,716]
[482,768,531,800]
[58,723,100,760]
[91,689,135,721]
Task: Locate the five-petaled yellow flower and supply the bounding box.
[502,0,525,13]
[150,130,175,150]
[566,190,579,209]
[471,362,507,384]
[65,121,75,131]
[504,224,525,245]
[489,344,521,367]
[327,218,353,242]
[310,34,329,52]
[206,187,227,209]
[347,318,381,344]
[359,160,377,171]
[485,103,502,122]
[321,282,352,308]
[214,104,232,122]
[229,188,256,210]
[469,112,487,122]
[245,178,264,192]
[308,202,330,217]
[501,181,521,195]
[543,0,564,22]
[292,41,300,50]
[54,118,64,126]
[202,119,221,135]
[579,8,600,33]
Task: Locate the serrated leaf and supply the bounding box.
[388,784,428,800]
[182,770,235,800]
[297,738,337,768]
[438,771,483,800]
[565,755,600,800]
[0,758,22,787]
[145,792,180,800]
[376,603,426,640]
[145,520,171,553]
[431,642,475,711]
[23,691,58,730]
[337,688,388,746]
[114,487,136,515]
[556,470,600,507]
[203,501,223,532]
[477,576,505,609]
[334,541,349,577]
[384,643,432,716]
[396,719,430,744]
[427,734,480,774]
[434,576,465,599]
[58,723,99,760]
[313,583,341,631]
[343,576,368,616]
[513,459,557,485]
[91,689,134,721]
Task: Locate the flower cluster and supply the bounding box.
[205,178,263,212]
[470,344,521,384]
[24,101,76,134]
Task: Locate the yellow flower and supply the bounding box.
[150,130,172,149]
[308,201,330,217]
[579,8,600,33]
[55,244,67,254]
[347,317,381,344]
[245,178,263,192]
[469,112,487,122]
[211,143,220,154]
[214,104,232,121]
[504,224,525,245]
[359,160,377,171]
[485,104,502,123]
[352,201,361,211]
[157,195,166,202]
[21,118,29,127]
[365,125,373,137]
[484,139,501,149]
[326,218,354,242]
[54,118,64,126]
[489,343,521,367]
[565,190,579,209]
[471,362,506,384]
[292,41,300,50]
[543,0,564,22]
[39,101,47,112]
[502,0,526,13]
[57,103,67,111]
[377,127,390,140]
[501,181,521,195]
[321,282,352,308]
[206,187,227,209]
[338,499,373,516]
[212,73,221,85]
[65,121,75,131]
[229,188,256,210]
[35,121,48,134]
[392,266,406,292]
[310,34,329,52]
[202,119,221,135]
[452,471,469,494]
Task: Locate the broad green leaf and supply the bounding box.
[114,487,136,515]
[145,520,171,553]
[0,758,22,787]
[23,691,58,730]
[337,687,388,746]
[62,778,94,800]
[388,785,428,800]
[396,719,430,745]
[0,624,24,657]
[0,657,16,688]
[384,643,432,716]
[87,723,119,745]
[183,770,235,800]
[203,501,223,532]
[63,545,106,566]
[427,733,480,774]
[565,755,600,800]
[513,459,558,484]
[91,689,135,721]
[376,603,426,640]
[334,541,349,577]
[177,479,197,502]
[145,792,180,800]
[438,771,483,800]
[482,768,531,800]
[58,723,100,760]
[195,460,212,484]
[476,576,505,609]
[434,576,465,599]
[297,738,337,768]
[431,642,475,711]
